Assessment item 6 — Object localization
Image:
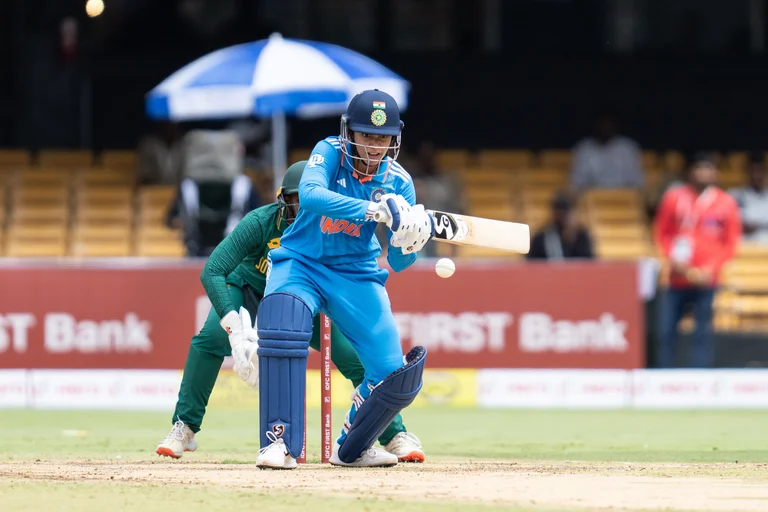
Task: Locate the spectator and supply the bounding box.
[569,110,644,191]
[729,152,768,244]
[526,192,595,260]
[136,121,185,186]
[407,141,465,257]
[167,130,260,256]
[653,152,742,368]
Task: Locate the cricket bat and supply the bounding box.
[374,209,530,254]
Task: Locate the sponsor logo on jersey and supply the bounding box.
[267,237,281,249]
[320,216,362,237]
[337,178,346,188]
[308,154,324,167]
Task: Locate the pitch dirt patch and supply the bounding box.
[2,460,768,511]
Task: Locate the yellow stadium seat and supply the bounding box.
[71,224,131,241]
[6,224,67,241]
[75,169,134,188]
[592,224,648,240]
[460,168,515,187]
[135,225,182,242]
[476,150,532,170]
[518,168,568,189]
[12,204,70,224]
[37,150,94,169]
[75,204,133,225]
[596,239,651,260]
[718,169,745,189]
[98,150,137,171]
[135,239,188,257]
[465,186,514,205]
[736,242,768,259]
[75,186,133,207]
[5,239,67,257]
[0,149,31,169]
[70,240,132,258]
[12,186,69,205]
[137,185,176,208]
[17,169,72,188]
[468,203,517,221]
[726,152,748,172]
[538,150,571,170]
[436,150,472,171]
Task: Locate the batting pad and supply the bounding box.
[256,293,313,459]
[338,346,427,463]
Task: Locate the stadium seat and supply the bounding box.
[70,239,132,258]
[98,150,137,172]
[436,150,472,171]
[468,203,517,222]
[476,150,532,170]
[595,239,652,260]
[726,151,748,172]
[517,168,568,189]
[538,150,571,170]
[37,150,94,169]
[75,204,133,226]
[4,239,67,257]
[460,167,515,186]
[0,149,31,170]
[11,204,70,225]
[75,186,133,208]
[17,169,73,188]
[135,239,188,257]
[74,169,135,188]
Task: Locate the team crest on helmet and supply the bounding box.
[371,187,386,202]
[272,424,285,437]
[371,109,387,127]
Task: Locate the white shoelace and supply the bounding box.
[259,430,281,455]
[165,420,186,443]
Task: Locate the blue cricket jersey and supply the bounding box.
[278,136,417,272]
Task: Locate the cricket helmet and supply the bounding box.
[340,89,403,176]
[277,160,306,228]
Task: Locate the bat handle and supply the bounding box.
[372,210,390,223]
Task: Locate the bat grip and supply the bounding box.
[372,210,390,223]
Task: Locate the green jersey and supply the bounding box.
[200,202,285,318]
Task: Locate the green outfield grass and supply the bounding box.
[2,407,767,463]
[2,407,768,512]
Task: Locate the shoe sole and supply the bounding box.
[397,451,425,463]
[156,444,196,459]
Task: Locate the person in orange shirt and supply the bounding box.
[653,153,742,368]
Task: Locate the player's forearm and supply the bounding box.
[200,270,235,318]
[200,215,264,317]
[300,181,376,221]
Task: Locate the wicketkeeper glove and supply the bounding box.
[220,307,259,388]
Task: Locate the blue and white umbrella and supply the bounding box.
[146,33,409,191]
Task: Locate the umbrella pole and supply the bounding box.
[272,110,287,196]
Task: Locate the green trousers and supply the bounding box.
[172,284,406,446]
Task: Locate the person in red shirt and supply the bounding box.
[653,153,742,368]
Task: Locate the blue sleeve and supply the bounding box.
[386,177,418,272]
[299,141,374,221]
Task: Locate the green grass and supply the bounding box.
[2,407,767,463]
[2,408,768,512]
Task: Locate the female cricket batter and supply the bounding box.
[245,90,434,469]
[155,160,424,463]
